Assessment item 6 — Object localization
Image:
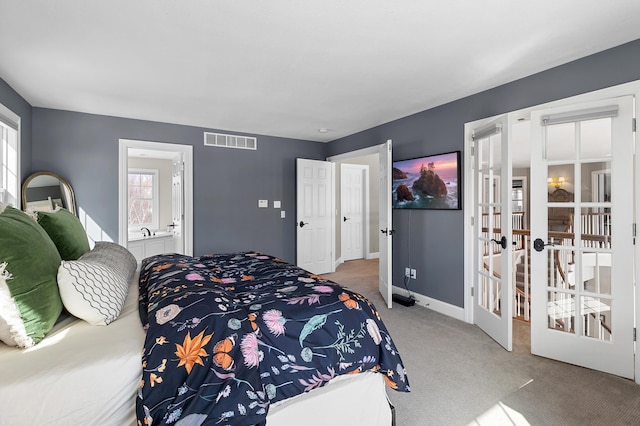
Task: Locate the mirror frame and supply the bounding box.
[21,171,77,215]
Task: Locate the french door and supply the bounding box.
[530,96,635,379]
[472,115,513,351]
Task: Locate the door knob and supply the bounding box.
[299,221,308,228]
[491,236,508,249]
[533,238,555,252]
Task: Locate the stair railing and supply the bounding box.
[483,211,611,325]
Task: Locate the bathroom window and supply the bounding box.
[128,169,159,230]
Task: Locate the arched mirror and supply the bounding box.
[21,171,76,215]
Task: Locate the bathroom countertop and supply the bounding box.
[128,231,174,242]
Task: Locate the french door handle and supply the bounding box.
[299,221,308,228]
[533,238,555,252]
[491,236,508,249]
[343,216,350,222]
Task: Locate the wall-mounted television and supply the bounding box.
[392,150,461,210]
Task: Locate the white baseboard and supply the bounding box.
[334,257,343,271]
[392,285,465,322]
[366,252,380,259]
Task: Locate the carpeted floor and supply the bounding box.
[323,259,640,426]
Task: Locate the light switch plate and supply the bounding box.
[281,210,286,218]
[258,199,268,208]
[274,200,281,208]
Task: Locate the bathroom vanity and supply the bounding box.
[127,232,174,263]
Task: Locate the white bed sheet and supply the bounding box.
[0,272,145,426]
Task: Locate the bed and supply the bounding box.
[137,251,410,425]
[0,203,410,425]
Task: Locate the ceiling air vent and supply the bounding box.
[204,132,257,151]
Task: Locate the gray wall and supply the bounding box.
[30,109,326,263]
[327,38,640,308]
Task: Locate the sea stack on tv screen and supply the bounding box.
[392,151,461,210]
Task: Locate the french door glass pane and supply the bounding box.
[547,291,574,333]
[581,160,612,203]
[547,248,575,290]
[581,251,612,296]
[546,123,574,161]
[580,118,612,158]
[581,296,612,341]
[581,207,612,249]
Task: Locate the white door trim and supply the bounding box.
[327,145,381,163]
[118,139,193,257]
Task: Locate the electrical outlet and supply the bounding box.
[405,267,411,278]
[410,269,417,279]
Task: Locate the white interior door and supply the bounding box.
[171,158,184,254]
[472,115,513,351]
[378,140,393,309]
[341,164,366,261]
[296,158,334,275]
[530,96,635,379]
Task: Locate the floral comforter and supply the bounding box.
[136,251,410,426]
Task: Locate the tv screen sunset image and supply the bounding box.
[392,151,460,210]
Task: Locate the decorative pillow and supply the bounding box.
[36,208,90,260]
[0,204,63,347]
[57,241,137,326]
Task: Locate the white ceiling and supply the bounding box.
[1,1,640,143]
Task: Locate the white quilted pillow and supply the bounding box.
[57,241,137,326]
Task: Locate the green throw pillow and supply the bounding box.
[0,205,63,347]
[36,208,90,261]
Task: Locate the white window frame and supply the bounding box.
[127,168,159,231]
[0,102,20,208]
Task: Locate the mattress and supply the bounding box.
[0,272,145,426]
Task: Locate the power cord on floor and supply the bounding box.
[403,209,416,301]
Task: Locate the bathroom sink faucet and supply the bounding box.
[141,227,151,237]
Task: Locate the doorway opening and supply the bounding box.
[118,139,193,261]
[329,152,379,262]
[327,139,394,308]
